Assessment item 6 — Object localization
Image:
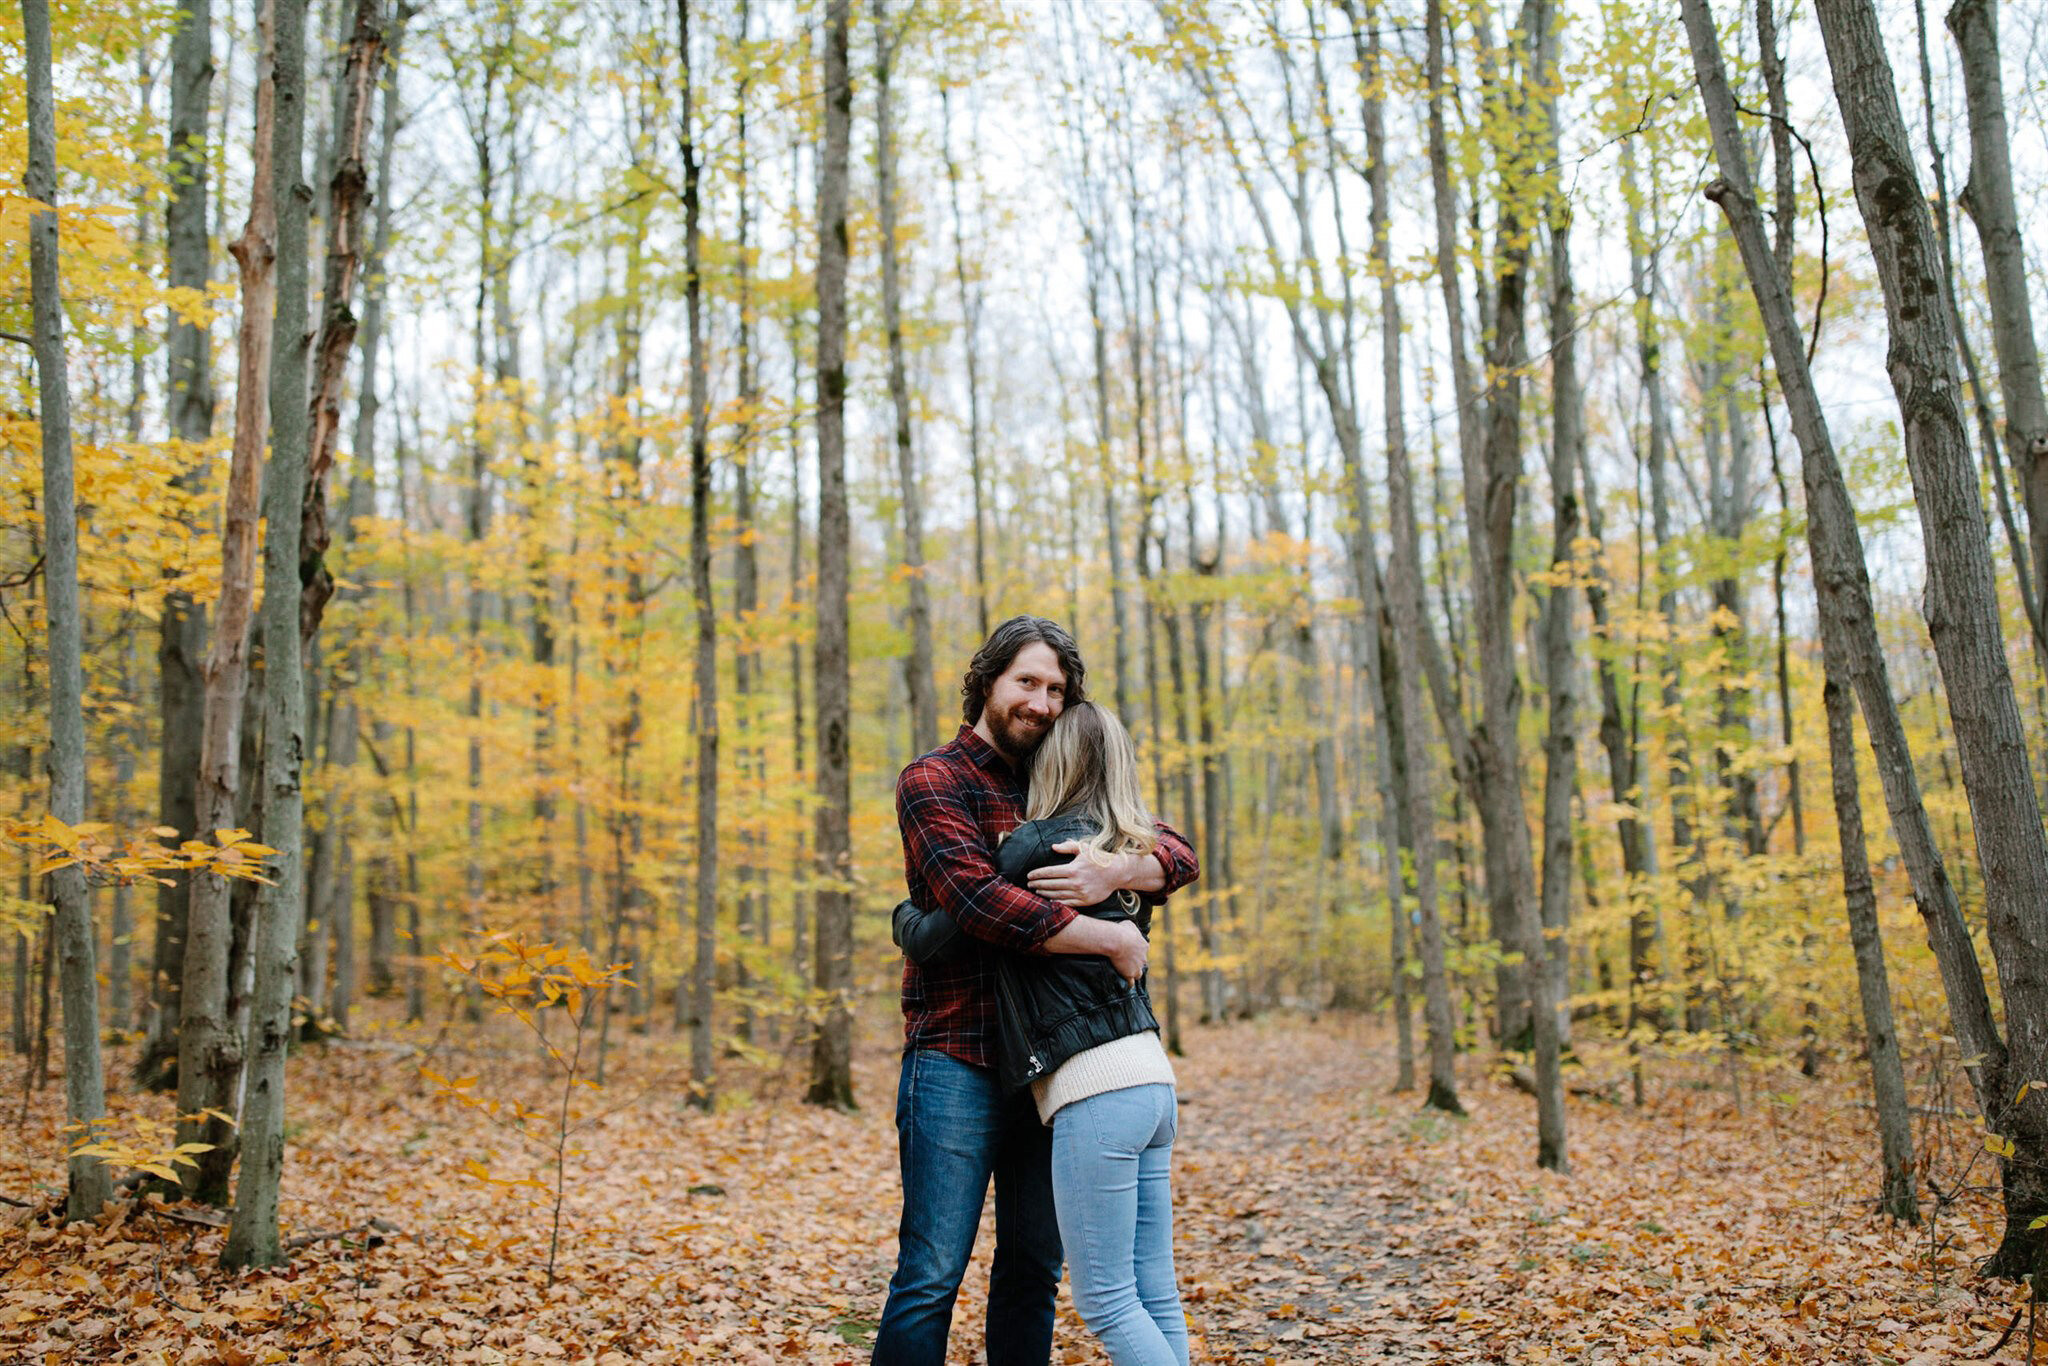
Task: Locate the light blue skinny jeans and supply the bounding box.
[1049,1083,1189,1366]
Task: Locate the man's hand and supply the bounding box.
[1042,911,1149,982]
[1028,841,1168,906]
[1102,918,1148,984]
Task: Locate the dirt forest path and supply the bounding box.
[0,1009,2035,1363]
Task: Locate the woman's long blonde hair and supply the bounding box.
[1025,702,1158,861]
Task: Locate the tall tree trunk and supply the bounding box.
[1086,242,1132,719]
[875,0,937,760]
[1685,0,1956,1231]
[25,0,113,1220]
[1625,134,1689,1039]
[1947,0,2048,626]
[1338,0,1433,1099]
[1535,3,1579,1053]
[223,0,312,1269]
[679,0,718,1109]
[787,298,810,992]
[1822,669,1918,1219]
[732,0,762,1044]
[806,0,855,1110]
[1418,0,1521,1058]
[1813,0,2048,1276]
[1461,0,1566,1168]
[357,4,407,998]
[144,0,217,1093]
[297,0,381,646]
[1757,0,1806,871]
[1578,437,1652,1103]
[941,87,990,638]
[174,0,276,1206]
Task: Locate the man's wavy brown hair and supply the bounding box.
[959,616,1087,725]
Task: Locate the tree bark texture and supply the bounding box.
[176,0,279,1207]
[1460,0,1566,1169]
[1947,0,2048,622]
[25,0,114,1221]
[143,0,216,1092]
[298,0,382,645]
[224,0,312,1267]
[807,0,855,1110]
[679,0,719,1109]
[1814,0,2048,1276]
[875,0,938,761]
[1536,2,1580,1051]
[354,2,406,999]
[941,87,990,638]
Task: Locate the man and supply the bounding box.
[874,616,1199,1366]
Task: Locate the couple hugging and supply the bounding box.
[876,615,1200,1366]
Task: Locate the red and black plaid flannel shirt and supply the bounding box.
[896,723,1199,1068]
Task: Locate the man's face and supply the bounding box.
[979,642,1067,762]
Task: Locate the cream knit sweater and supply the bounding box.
[1030,1029,1176,1125]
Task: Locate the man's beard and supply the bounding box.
[986,700,1050,761]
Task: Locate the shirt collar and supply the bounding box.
[955,723,1010,773]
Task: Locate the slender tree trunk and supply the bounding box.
[1086,245,1132,719]
[941,87,990,638]
[874,0,937,760]
[26,0,113,1219]
[173,13,275,1183]
[1822,671,1919,1218]
[357,5,406,998]
[1461,0,1565,1168]
[1419,0,1522,1059]
[298,0,381,646]
[1948,0,2048,625]
[678,0,718,1108]
[787,303,810,993]
[1625,134,1689,1038]
[731,0,762,1044]
[1757,0,1806,875]
[144,0,217,1093]
[806,0,855,1109]
[1578,438,1652,1103]
[1337,1,1431,1098]
[1536,4,1579,1053]
[221,0,311,1268]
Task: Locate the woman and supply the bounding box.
[894,701,1188,1366]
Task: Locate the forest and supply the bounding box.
[7,0,2048,1358]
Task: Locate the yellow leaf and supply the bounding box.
[1986,1133,2017,1159]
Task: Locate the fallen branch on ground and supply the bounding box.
[1506,1067,1621,1102]
[284,1217,401,1251]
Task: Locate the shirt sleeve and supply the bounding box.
[892,898,967,966]
[898,761,1076,951]
[1141,818,1200,906]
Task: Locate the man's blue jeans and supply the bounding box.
[873,1048,1062,1366]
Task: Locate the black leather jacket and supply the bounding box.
[892,811,1161,1093]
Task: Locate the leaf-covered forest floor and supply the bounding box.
[1,1005,2038,1364]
